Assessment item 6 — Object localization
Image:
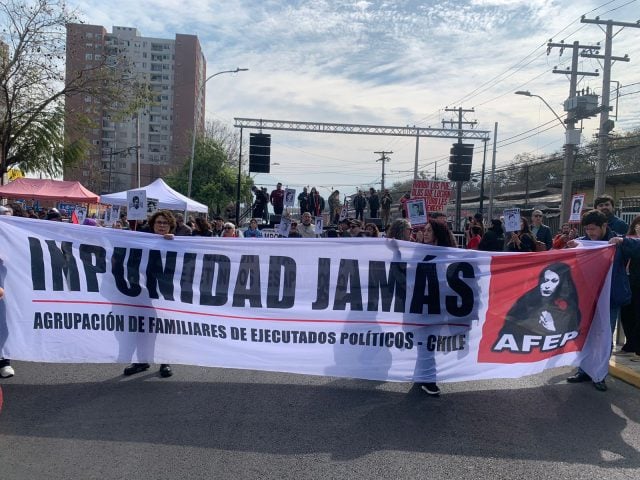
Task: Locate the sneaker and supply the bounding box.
[0,366,14,378]
[159,364,173,378]
[593,380,607,392]
[630,355,640,362]
[420,382,441,396]
[567,371,591,383]
[613,349,634,356]
[123,363,150,376]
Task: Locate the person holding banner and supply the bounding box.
[417,219,455,249]
[495,263,581,348]
[0,280,12,378]
[123,210,176,379]
[414,219,457,396]
[566,209,640,390]
[616,216,640,359]
[388,218,412,241]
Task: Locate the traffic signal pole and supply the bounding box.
[443,107,476,229]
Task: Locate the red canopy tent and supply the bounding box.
[0,178,100,203]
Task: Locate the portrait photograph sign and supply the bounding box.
[569,194,585,223]
[284,188,296,208]
[276,216,292,237]
[407,198,427,226]
[73,206,87,225]
[503,208,521,233]
[146,197,159,216]
[127,190,147,221]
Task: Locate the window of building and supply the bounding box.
[86,32,93,39]
[85,53,93,60]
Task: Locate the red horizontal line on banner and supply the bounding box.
[32,299,471,328]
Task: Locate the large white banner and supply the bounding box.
[0,217,614,383]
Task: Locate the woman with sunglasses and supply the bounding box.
[222,222,242,238]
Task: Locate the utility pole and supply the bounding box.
[479,139,487,214]
[488,122,498,221]
[580,16,637,199]
[374,151,392,191]
[135,112,141,188]
[548,40,600,224]
[443,107,476,230]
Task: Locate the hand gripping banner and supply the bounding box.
[0,216,614,383]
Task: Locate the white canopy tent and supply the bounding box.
[100,178,208,213]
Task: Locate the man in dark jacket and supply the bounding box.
[566,209,640,391]
[353,190,367,221]
[298,187,309,215]
[594,194,628,235]
[368,188,380,218]
[530,209,552,250]
[252,185,269,219]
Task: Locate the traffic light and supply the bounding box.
[448,143,473,182]
[249,133,271,173]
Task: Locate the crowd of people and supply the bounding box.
[1,192,639,398]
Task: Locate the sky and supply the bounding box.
[69,0,640,197]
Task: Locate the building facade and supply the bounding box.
[64,24,206,194]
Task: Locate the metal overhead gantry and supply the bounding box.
[234,118,490,140]
[233,117,491,225]
[233,117,491,177]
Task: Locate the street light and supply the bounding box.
[515,90,576,225]
[186,67,249,199]
[515,91,566,131]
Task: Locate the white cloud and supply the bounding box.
[67,0,640,196]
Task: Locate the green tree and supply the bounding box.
[0,0,149,182]
[166,135,253,217]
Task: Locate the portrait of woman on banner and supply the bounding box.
[495,262,581,346]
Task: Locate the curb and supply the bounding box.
[609,360,640,388]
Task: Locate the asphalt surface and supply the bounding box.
[1,362,639,480]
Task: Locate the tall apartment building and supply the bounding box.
[64,24,206,194]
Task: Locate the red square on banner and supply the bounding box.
[477,247,614,363]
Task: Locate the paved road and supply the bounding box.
[1,362,639,480]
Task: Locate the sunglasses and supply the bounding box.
[533,214,542,217]
[224,226,234,230]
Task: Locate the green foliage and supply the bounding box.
[7,104,88,177]
[0,0,152,181]
[166,135,253,216]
